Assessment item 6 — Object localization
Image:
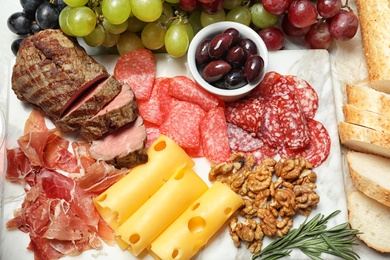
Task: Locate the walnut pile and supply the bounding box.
[209,153,320,254]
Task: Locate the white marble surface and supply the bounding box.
[0,0,389,259]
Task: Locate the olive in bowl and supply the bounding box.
[187,21,269,102]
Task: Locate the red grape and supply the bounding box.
[317,0,342,19]
[281,14,311,37]
[305,21,334,49]
[258,27,284,51]
[180,0,198,12]
[200,0,223,14]
[288,0,318,28]
[262,0,290,15]
[197,0,215,3]
[329,10,359,41]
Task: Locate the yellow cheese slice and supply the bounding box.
[93,135,195,230]
[114,166,208,255]
[148,181,243,260]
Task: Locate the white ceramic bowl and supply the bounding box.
[187,21,269,102]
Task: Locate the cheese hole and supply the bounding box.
[129,233,140,244]
[171,248,179,259]
[173,168,185,180]
[188,216,206,233]
[225,207,233,215]
[191,203,200,211]
[153,140,167,151]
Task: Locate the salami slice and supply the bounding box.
[168,75,220,111]
[137,77,166,126]
[251,145,279,164]
[286,75,319,119]
[113,49,156,100]
[184,146,204,158]
[227,122,278,164]
[251,71,293,99]
[200,107,231,163]
[258,96,285,148]
[227,122,263,152]
[225,96,265,133]
[156,78,174,122]
[280,119,331,168]
[278,93,311,149]
[144,121,161,149]
[159,101,206,149]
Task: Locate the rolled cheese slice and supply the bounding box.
[94,135,195,230]
[148,181,243,260]
[114,166,208,255]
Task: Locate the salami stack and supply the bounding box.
[225,71,329,167]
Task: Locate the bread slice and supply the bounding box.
[347,190,390,253]
[342,104,390,134]
[338,121,390,158]
[346,151,390,207]
[346,84,390,118]
[356,0,390,93]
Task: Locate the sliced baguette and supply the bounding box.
[356,0,390,93]
[338,121,390,158]
[346,151,390,207]
[346,84,390,118]
[343,104,390,134]
[347,190,390,253]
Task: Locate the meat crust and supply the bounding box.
[11,29,108,119]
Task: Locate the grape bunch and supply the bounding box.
[8,0,360,57]
[7,0,66,55]
[278,0,359,50]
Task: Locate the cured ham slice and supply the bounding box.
[6,169,114,259]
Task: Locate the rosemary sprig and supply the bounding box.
[252,210,362,260]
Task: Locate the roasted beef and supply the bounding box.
[89,116,148,168]
[79,83,139,141]
[55,75,122,132]
[11,29,148,169]
[11,29,108,120]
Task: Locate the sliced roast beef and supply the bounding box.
[11,29,108,119]
[89,116,148,169]
[79,83,138,141]
[55,75,122,132]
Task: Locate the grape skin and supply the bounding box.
[329,10,359,41]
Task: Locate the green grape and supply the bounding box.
[223,0,242,10]
[102,29,120,47]
[250,3,278,29]
[165,23,189,58]
[63,0,88,7]
[226,6,251,26]
[156,2,174,27]
[200,9,226,27]
[131,0,162,22]
[102,19,128,34]
[59,6,75,36]
[171,19,194,41]
[188,10,202,35]
[141,21,167,50]
[67,6,97,36]
[102,0,131,25]
[126,15,146,32]
[83,24,106,47]
[117,31,145,55]
[165,0,179,4]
